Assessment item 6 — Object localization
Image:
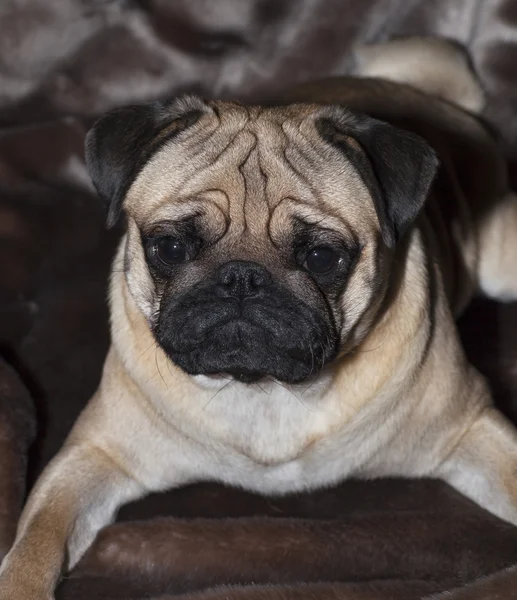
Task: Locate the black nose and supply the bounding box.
[217,261,272,298]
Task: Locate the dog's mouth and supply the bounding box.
[155,288,338,385]
[157,318,334,385]
[224,368,265,384]
[170,321,324,384]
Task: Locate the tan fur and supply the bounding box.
[354,37,485,113]
[1,40,517,600]
[477,191,517,301]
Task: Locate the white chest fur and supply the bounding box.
[187,374,343,466]
[127,367,420,497]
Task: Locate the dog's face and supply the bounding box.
[85,95,437,384]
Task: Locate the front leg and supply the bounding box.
[436,406,517,526]
[0,442,146,600]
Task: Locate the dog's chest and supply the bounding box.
[171,379,405,496]
[173,380,414,495]
[190,380,344,466]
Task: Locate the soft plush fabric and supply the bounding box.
[1,1,517,598]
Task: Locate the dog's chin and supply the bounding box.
[191,372,268,391]
[171,351,320,386]
[162,334,325,386]
[192,369,335,397]
[191,370,266,388]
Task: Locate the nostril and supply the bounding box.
[220,271,236,287]
[217,261,272,298]
[251,271,267,288]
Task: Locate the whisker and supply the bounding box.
[352,336,389,354]
[155,347,168,388]
[308,341,315,377]
[164,354,175,378]
[300,374,321,397]
[255,381,272,396]
[272,379,316,413]
[201,380,234,412]
[137,340,159,361]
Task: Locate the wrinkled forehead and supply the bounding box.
[125,102,376,236]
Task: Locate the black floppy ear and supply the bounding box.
[316,108,439,247]
[85,95,209,228]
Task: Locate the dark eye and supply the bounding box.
[305,247,339,274]
[155,237,187,266]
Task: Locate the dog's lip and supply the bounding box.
[224,368,265,384]
[194,369,267,384]
[191,371,267,390]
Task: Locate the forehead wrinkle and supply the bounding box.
[290,120,336,170]
[279,117,377,230]
[239,133,272,236]
[127,122,225,217]
[207,118,251,167]
[280,120,336,187]
[190,112,254,180]
[182,103,250,165]
[182,115,222,159]
[281,143,328,211]
[255,119,320,213]
[269,197,356,242]
[125,106,251,222]
[280,124,351,214]
[140,193,230,229]
[238,135,254,235]
[255,131,275,219]
[173,133,256,223]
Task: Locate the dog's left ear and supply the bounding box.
[316,108,439,247]
[85,95,210,228]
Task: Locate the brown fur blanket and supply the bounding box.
[1,1,517,598]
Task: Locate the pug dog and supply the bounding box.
[1,38,517,599]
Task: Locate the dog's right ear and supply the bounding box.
[85,96,210,228]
